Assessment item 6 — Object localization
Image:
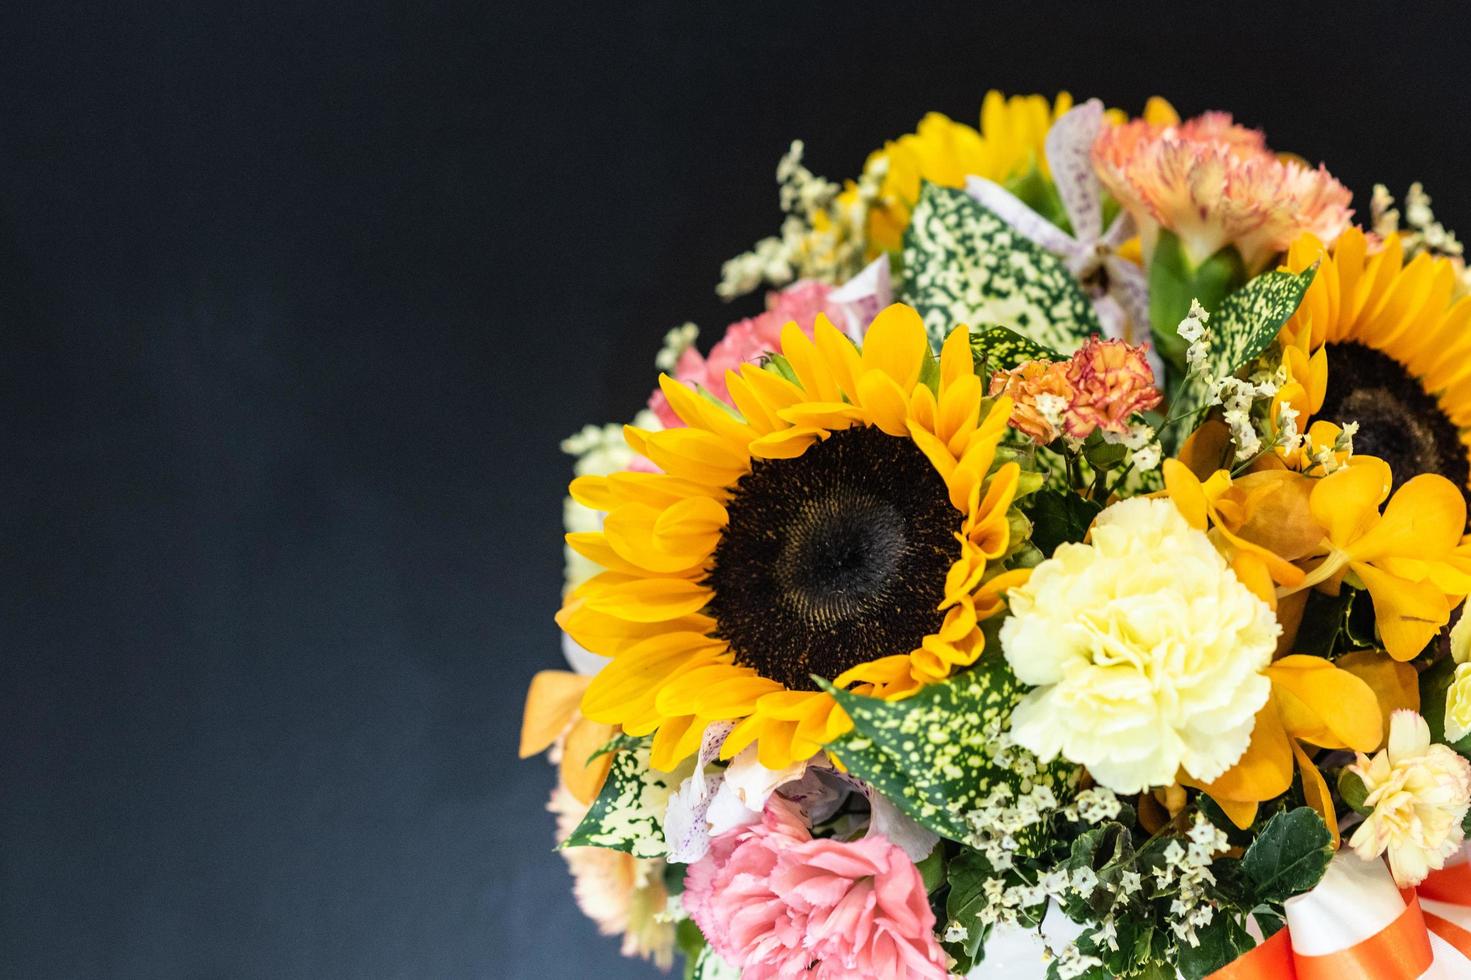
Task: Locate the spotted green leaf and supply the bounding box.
[562,738,674,858]
[901,183,1101,351]
[1211,266,1316,377]
[823,655,1078,844]
[1170,267,1316,429]
[969,326,1063,376]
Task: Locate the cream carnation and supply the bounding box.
[1447,663,1471,744]
[1348,710,1471,887]
[1000,496,1279,794]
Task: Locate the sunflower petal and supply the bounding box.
[860,304,927,391]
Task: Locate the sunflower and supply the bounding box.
[556,306,1029,771]
[1279,228,1471,500]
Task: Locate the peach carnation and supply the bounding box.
[1063,337,1161,439]
[684,798,947,979]
[648,280,835,427]
[988,359,1075,444]
[1092,112,1352,273]
[550,786,676,969]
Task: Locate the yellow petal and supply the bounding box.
[1310,457,1391,548]
[1347,473,1466,563]
[812,315,864,400]
[567,475,616,511]
[520,670,592,758]
[860,304,927,391]
[561,716,617,804]
[938,325,974,389]
[1188,695,1294,808]
[857,371,912,437]
[1266,655,1382,752]
[781,321,841,403]
[748,426,826,460]
[579,575,712,622]
[640,427,750,485]
[1290,738,1339,847]
[1352,562,1451,660]
[1163,459,1209,531]
[1335,650,1420,750]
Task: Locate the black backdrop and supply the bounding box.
[3,2,1469,977]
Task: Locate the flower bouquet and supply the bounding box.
[522,91,1471,978]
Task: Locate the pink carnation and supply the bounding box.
[648,281,836,427]
[684,798,948,979]
[1063,337,1161,439]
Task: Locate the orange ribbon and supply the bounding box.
[1290,890,1432,980]
[1419,863,1471,960]
[1206,882,1467,979]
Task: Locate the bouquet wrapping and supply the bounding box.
[523,90,1471,979]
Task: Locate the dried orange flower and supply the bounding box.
[988,360,1074,444]
[1063,337,1161,439]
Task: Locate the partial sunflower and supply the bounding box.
[1278,228,1471,501]
[855,92,1179,256]
[556,305,1029,771]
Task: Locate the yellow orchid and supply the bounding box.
[1162,459,1310,607]
[1187,655,1383,838]
[521,670,616,804]
[1298,457,1471,660]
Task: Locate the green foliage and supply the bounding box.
[969,325,1063,375]
[942,849,993,973]
[823,657,1078,843]
[1023,490,1102,558]
[676,919,707,980]
[1148,231,1246,372]
[1239,807,1333,905]
[689,945,739,980]
[1337,768,1370,815]
[562,738,673,858]
[1293,590,1353,658]
[901,183,1100,351]
[1176,915,1254,980]
[1166,265,1317,435]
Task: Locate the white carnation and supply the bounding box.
[1000,497,1279,794]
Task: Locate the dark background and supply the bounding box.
[2,2,1467,977]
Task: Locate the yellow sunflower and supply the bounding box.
[1278,228,1471,496]
[556,305,1029,771]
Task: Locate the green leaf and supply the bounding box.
[1148,231,1246,373]
[676,919,707,980]
[562,738,676,858]
[690,945,740,980]
[1023,490,1102,558]
[900,183,1101,352]
[969,325,1063,376]
[1176,913,1254,980]
[824,657,1078,843]
[942,849,993,971]
[1240,807,1333,904]
[1167,265,1317,436]
[1003,162,1071,233]
[1337,768,1371,815]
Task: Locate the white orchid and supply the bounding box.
[964,99,1154,366]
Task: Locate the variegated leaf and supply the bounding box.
[900,183,1100,352]
[562,738,674,858]
[824,655,1077,845]
[969,325,1063,376]
[1172,266,1317,430]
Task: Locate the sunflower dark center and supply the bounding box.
[705,425,956,692]
[1317,342,1469,496]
